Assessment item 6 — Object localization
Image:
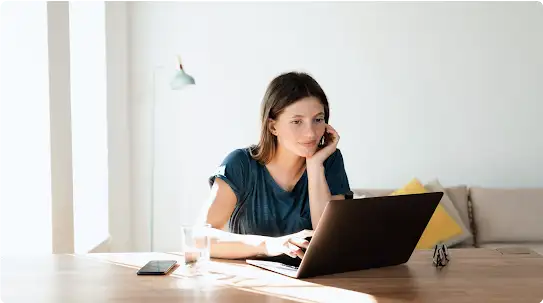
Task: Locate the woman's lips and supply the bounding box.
[300,141,317,147]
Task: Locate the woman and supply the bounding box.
[200,71,351,260]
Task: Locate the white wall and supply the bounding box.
[128,2,543,252]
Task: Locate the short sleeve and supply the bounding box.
[208,149,251,202]
[323,149,351,196]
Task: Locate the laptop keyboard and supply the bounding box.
[276,263,299,271]
[250,260,299,272]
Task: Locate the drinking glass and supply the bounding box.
[181,223,211,267]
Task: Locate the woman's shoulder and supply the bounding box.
[220,147,260,169]
[323,148,345,168]
[223,147,252,161]
[323,148,345,170]
[209,147,259,189]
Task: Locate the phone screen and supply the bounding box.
[137,260,177,275]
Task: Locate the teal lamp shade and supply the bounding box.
[170,55,195,90]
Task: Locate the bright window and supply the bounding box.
[69,1,109,254]
[0,1,53,255]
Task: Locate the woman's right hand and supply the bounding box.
[263,229,314,259]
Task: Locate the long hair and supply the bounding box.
[250,71,330,164]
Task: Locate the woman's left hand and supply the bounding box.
[306,124,339,167]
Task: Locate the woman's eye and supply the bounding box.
[291,120,302,125]
[315,118,324,123]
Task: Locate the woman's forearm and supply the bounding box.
[207,228,270,259]
[306,162,332,229]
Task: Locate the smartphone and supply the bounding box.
[319,132,334,148]
[136,260,177,275]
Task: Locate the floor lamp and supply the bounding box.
[150,55,195,252]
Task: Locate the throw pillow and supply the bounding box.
[391,178,463,249]
[424,179,472,247]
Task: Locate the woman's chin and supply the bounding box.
[296,147,317,158]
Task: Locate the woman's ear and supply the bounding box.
[268,118,278,136]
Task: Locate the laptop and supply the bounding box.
[246,192,443,278]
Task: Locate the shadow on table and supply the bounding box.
[304,264,419,302]
[164,253,417,302]
[201,261,413,302]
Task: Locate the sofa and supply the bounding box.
[351,185,543,255]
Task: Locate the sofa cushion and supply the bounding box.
[390,178,464,249]
[470,188,543,243]
[352,182,472,247]
[352,188,392,198]
[444,186,470,230]
[425,179,473,247]
[444,185,473,246]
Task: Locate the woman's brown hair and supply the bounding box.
[250,71,330,164]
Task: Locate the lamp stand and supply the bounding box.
[148,58,195,252]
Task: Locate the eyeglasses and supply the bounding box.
[433,243,450,268]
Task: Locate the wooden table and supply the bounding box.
[2,248,543,302]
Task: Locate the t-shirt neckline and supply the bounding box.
[262,163,307,195]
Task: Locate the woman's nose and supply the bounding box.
[303,125,318,140]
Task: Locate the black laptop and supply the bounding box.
[246,192,443,278]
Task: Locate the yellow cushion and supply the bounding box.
[391,178,463,249]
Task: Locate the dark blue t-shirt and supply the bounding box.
[208,148,351,237]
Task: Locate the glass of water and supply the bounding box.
[181,223,211,267]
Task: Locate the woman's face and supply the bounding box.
[271,97,327,158]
